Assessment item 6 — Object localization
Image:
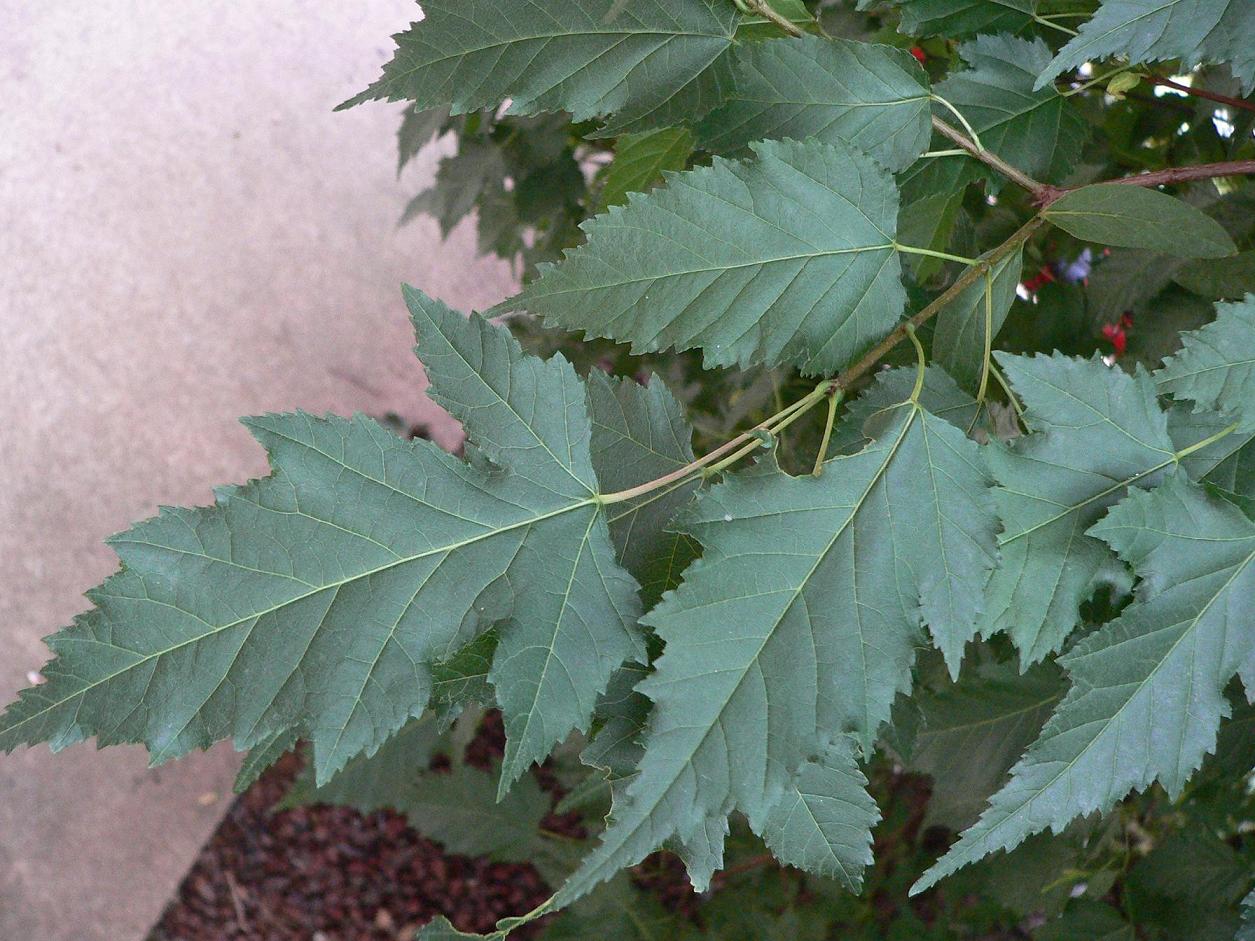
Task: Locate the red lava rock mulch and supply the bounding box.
[148,716,558,941]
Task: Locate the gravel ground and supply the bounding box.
[148,708,563,941]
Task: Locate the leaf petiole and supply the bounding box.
[905,323,927,404]
[1173,421,1240,461]
[894,242,981,266]
[930,94,985,152]
[811,387,844,477]
[974,269,994,409]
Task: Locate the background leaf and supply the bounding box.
[1156,294,1255,430]
[1044,184,1237,257]
[697,36,931,173]
[501,137,906,375]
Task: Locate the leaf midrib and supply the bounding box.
[0,496,599,741]
[939,540,1255,875]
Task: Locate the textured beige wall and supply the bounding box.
[0,3,513,938]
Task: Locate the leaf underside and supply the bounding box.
[917,474,1255,892]
[0,292,649,793]
[500,137,907,376]
[339,0,741,130]
[556,394,998,906]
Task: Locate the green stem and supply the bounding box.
[905,323,927,404]
[895,242,981,266]
[921,148,967,158]
[703,389,826,478]
[1062,63,1136,97]
[835,215,1046,394]
[1174,422,1240,461]
[602,217,1047,508]
[598,390,820,504]
[1032,13,1078,36]
[811,389,844,477]
[989,360,1027,430]
[930,94,985,152]
[974,269,994,409]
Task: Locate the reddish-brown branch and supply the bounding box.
[930,116,1048,200]
[1148,75,1255,115]
[1038,160,1255,206]
[711,853,778,885]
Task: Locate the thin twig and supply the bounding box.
[930,115,1048,201]
[1039,159,1255,205]
[1148,75,1255,115]
[832,216,1046,393]
[742,0,804,36]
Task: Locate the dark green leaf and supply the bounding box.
[917,475,1255,892]
[1036,901,1134,941]
[697,36,932,173]
[499,137,906,375]
[869,0,1038,37]
[933,35,1088,185]
[339,0,740,130]
[588,371,699,608]
[1040,0,1255,95]
[932,247,1023,394]
[1175,251,1255,300]
[1156,294,1255,431]
[1044,184,1238,258]
[599,128,694,210]
[910,661,1063,829]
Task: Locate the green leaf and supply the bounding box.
[599,128,694,210]
[868,0,1038,37]
[338,0,740,130]
[282,715,442,813]
[1038,0,1255,95]
[430,628,499,723]
[499,137,906,375]
[932,247,1024,395]
[896,191,964,281]
[416,916,487,940]
[397,105,449,174]
[544,873,682,940]
[760,737,880,889]
[232,727,298,794]
[915,474,1255,893]
[696,36,932,173]
[405,291,647,793]
[1127,824,1249,910]
[587,371,699,608]
[398,764,553,863]
[933,35,1088,185]
[1044,184,1238,258]
[1175,251,1255,300]
[556,392,999,905]
[978,353,1178,665]
[910,661,1063,830]
[1156,294,1255,432]
[1036,901,1134,941]
[1241,889,1255,941]
[0,292,643,789]
[1170,406,1255,501]
[829,365,981,456]
[403,136,507,236]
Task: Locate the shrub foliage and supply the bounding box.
[6,1,1255,937]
